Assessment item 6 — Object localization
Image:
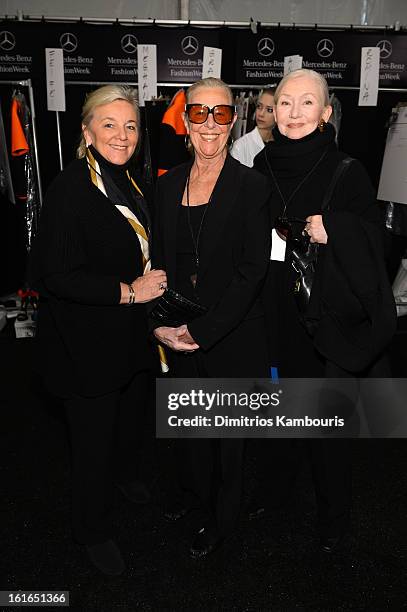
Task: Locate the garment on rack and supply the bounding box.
[10,90,40,250]
[0,100,15,203]
[157,89,189,177]
[231,91,257,142]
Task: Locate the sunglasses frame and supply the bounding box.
[185,104,236,125]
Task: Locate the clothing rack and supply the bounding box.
[0,15,404,30]
[0,79,43,204]
[65,81,407,93]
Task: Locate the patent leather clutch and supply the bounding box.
[150,288,207,327]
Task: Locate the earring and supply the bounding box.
[318,119,326,133]
[184,134,190,149]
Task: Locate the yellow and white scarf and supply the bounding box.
[86,148,168,373]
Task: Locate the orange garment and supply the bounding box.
[157,90,188,177]
[11,98,29,157]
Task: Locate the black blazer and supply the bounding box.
[29,157,154,398]
[152,155,271,358]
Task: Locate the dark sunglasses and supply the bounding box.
[185,104,236,125]
[275,216,308,242]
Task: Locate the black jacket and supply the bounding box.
[152,155,271,371]
[254,124,396,374]
[29,157,153,397]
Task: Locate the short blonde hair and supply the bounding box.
[77,84,139,158]
[186,77,233,105]
[274,69,330,107]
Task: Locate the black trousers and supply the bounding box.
[64,370,150,545]
[168,330,268,537]
[250,354,391,536]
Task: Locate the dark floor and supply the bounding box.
[2,323,407,611]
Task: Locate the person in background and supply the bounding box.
[29,85,167,576]
[253,69,396,553]
[152,77,271,559]
[230,87,276,167]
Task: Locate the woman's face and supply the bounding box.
[184,87,236,161]
[83,99,138,165]
[274,75,332,140]
[255,92,275,131]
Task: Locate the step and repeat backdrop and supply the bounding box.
[1,21,407,88]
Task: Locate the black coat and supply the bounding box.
[152,155,271,376]
[254,124,396,375]
[29,157,154,398]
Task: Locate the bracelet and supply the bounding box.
[128,284,135,305]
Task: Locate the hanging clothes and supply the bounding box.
[10,90,40,251]
[0,100,15,203]
[157,89,189,177]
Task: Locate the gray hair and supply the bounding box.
[274,69,330,107]
[77,84,140,158]
[186,77,234,105]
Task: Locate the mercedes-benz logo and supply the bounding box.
[60,32,78,54]
[257,37,274,57]
[0,31,16,52]
[181,35,199,56]
[121,34,138,54]
[376,39,392,59]
[317,38,334,58]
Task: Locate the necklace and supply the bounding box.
[264,147,328,216]
[185,169,215,287]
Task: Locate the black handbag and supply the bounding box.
[287,157,354,319]
[291,239,320,316]
[150,287,207,327]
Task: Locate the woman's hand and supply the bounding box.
[154,324,199,352]
[305,214,328,244]
[120,269,167,304]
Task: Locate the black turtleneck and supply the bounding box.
[253,121,379,376]
[89,144,137,208]
[89,145,150,232]
[253,123,346,222]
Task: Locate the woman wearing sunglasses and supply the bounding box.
[152,77,271,558]
[230,86,276,168]
[253,69,395,552]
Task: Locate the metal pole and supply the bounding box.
[180,0,189,21]
[26,79,43,205]
[55,111,63,170]
[0,14,403,30]
[61,80,407,94]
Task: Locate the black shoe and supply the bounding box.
[117,480,151,504]
[85,539,125,576]
[319,533,346,554]
[189,525,223,559]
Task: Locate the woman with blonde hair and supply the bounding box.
[30,85,167,575]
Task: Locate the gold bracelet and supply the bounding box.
[128,284,135,304]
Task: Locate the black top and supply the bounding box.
[152,155,272,376]
[29,156,154,398]
[254,123,378,223]
[175,203,208,300]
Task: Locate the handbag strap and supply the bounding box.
[321,156,354,212]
